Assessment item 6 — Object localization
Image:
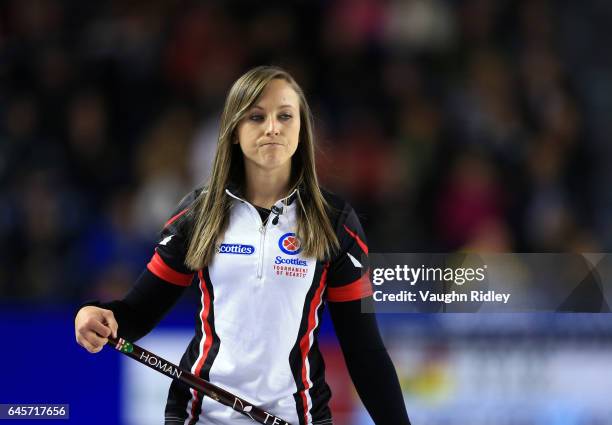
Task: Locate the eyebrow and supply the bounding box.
[251,104,296,110]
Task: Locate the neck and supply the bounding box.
[244,164,292,208]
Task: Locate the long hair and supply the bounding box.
[185,66,339,269]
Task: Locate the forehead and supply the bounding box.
[253,79,299,108]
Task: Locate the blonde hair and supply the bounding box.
[185,66,339,269]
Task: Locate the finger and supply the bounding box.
[83,331,108,349]
[86,317,112,338]
[87,342,104,354]
[101,310,118,338]
[77,335,104,354]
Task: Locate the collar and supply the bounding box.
[225,186,298,208]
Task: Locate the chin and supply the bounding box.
[259,156,291,170]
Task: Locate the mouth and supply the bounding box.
[259,142,284,148]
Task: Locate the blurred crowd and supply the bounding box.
[1,0,611,302]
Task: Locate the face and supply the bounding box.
[236,79,301,173]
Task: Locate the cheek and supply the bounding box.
[237,126,256,150]
[289,121,301,145]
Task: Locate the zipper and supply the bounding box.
[225,189,267,280]
[243,201,266,280]
[224,188,297,281]
[257,222,267,279]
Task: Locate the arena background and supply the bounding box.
[1,1,612,424]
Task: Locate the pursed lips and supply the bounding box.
[259,140,284,147]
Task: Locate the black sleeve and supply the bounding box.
[99,268,187,341]
[328,297,411,425]
[326,201,372,303]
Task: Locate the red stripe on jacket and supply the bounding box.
[147,252,194,286]
[188,271,215,424]
[164,208,189,228]
[298,265,328,423]
[343,224,368,254]
[327,272,373,302]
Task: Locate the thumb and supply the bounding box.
[101,309,119,339]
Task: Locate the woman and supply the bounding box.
[75,66,410,425]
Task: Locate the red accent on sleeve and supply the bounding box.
[164,208,189,228]
[147,252,193,287]
[343,224,369,254]
[327,273,373,302]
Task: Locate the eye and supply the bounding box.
[248,114,264,122]
[279,113,293,121]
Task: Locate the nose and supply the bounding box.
[265,116,280,136]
